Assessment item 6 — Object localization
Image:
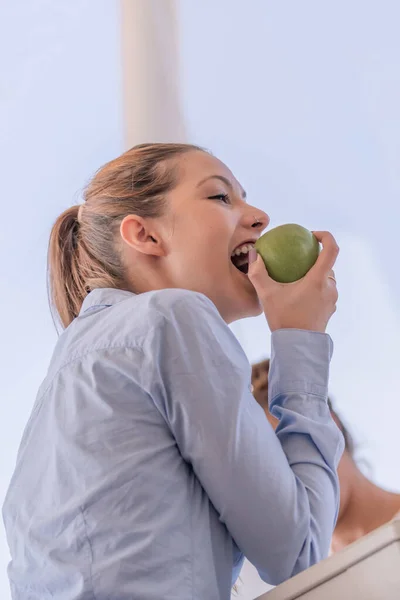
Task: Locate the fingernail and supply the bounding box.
[249,248,257,264]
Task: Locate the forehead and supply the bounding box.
[176,150,240,188]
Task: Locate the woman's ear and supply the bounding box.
[120,215,166,257]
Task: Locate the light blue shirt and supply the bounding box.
[3,288,343,600]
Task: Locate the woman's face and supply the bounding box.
[158,150,270,322]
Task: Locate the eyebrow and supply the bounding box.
[197,175,247,199]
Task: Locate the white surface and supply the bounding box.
[256,519,400,599]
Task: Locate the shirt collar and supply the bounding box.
[79,288,135,316]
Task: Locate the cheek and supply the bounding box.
[177,213,226,247]
[172,232,229,282]
[168,210,236,280]
[191,229,231,269]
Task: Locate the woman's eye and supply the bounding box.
[208,193,230,204]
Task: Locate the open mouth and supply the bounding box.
[230,243,255,275]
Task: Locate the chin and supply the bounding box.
[229,295,263,323]
[209,270,263,323]
[243,301,263,319]
[228,266,263,320]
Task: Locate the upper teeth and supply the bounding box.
[231,243,255,257]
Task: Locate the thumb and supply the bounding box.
[247,249,274,292]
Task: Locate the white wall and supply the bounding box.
[0,2,122,597]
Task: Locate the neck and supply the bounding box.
[332,462,400,552]
[124,257,173,296]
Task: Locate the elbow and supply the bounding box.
[257,533,325,587]
[256,551,299,586]
[257,562,299,587]
[253,482,336,586]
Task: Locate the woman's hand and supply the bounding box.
[248,231,339,333]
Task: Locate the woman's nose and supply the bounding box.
[248,208,270,231]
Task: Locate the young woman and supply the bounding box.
[3,143,342,600]
[252,359,400,554]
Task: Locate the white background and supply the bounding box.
[0,2,123,597]
[2,1,400,599]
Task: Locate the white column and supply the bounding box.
[121,0,187,149]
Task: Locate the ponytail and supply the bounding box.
[48,205,88,329]
[47,143,205,329]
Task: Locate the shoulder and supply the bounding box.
[140,289,247,372]
[145,288,231,334]
[104,288,223,341]
[61,289,225,353]
[51,288,239,373]
[136,288,232,349]
[144,288,221,323]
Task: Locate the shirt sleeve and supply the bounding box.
[144,291,344,586]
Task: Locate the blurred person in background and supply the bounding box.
[3,143,342,600]
[252,359,400,553]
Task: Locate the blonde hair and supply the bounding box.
[48,143,203,329]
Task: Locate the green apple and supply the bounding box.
[255,224,320,283]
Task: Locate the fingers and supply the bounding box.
[249,233,339,333]
[308,231,339,279]
[247,252,275,294]
[327,269,337,285]
[326,269,339,307]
